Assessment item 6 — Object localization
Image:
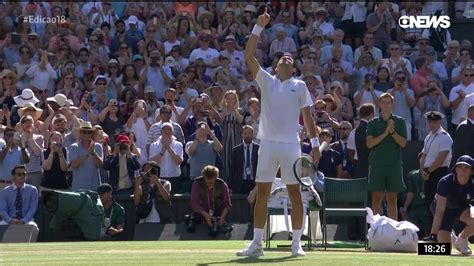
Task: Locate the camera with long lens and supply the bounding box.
[140,167,158,183]
[209,217,219,237]
[184,213,196,233]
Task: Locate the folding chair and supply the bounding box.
[265,201,319,249]
[322,177,368,250]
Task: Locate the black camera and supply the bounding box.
[419,87,437,97]
[209,217,219,237]
[316,112,324,118]
[184,214,196,233]
[140,167,158,183]
[119,143,127,150]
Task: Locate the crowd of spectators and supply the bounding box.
[0,1,474,244]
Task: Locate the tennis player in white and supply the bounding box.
[236,9,320,257]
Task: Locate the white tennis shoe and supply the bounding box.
[291,242,306,257]
[236,242,264,257]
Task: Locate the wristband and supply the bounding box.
[251,25,264,37]
[310,137,320,148]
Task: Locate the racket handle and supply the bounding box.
[319,141,328,152]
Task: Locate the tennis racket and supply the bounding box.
[293,141,328,187]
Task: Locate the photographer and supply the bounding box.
[427,155,474,255]
[190,165,231,237]
[312,100,339,139]
[139,49,173,100]
[353,73,383,111]
[103,134,140,195]
[387,71,415,140]
[416,79,450,140]
[133,161,171,224]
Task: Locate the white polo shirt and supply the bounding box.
[149,137,183,178]
[346,129,358,160]
[255,68,313,143]
[422,127,453,168]
[449,83,474,125]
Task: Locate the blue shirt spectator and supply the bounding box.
[0,131,30,182]
[0,165,38,224]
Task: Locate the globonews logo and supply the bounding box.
[398,15,451,29]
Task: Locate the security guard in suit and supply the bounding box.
[418,111,453,219]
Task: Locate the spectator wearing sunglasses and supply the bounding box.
[449,66,474,127]
[69,120,103,191]
[386,42,413,78]
[13,45,35,91]
[0,164,39,242]
[451,48,472,85]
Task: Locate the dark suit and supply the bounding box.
[331,140,354,176]
[230,142,259,194]
[355,120,370,178]
[451,119,474,167]
[103,154,141,193]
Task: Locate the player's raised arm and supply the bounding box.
[244,8,270,79]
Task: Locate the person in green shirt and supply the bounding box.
[98,183,125,240]
[366,93,407,220]
[399,169,431,237]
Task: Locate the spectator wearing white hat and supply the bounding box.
[124,15,144,54]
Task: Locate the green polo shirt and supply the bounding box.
[104,201,125,228]
[366,114,406,166]
[404,170,425,208]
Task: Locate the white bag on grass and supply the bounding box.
[366,208,419,253]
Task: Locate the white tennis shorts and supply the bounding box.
[255,140,301,185]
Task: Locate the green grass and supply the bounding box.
[0,241,472,265]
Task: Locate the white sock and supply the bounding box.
[292,229,302,245]
[252,228,264,246]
